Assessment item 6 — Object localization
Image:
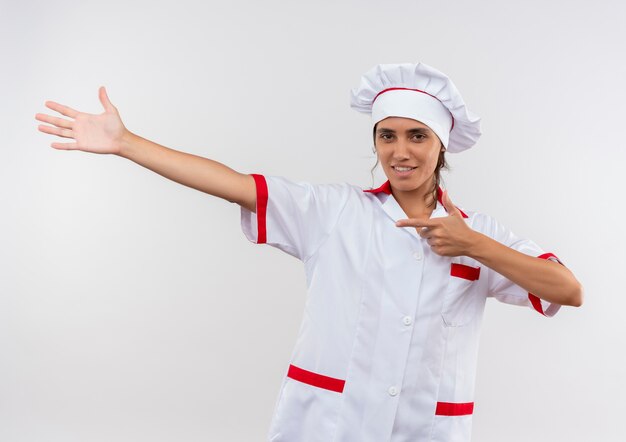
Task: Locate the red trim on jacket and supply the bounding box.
[250,174,268,244]
[435,401,474,416]
[364,181,468,218]
[287,364,346,393]
[537,252,564,265]
[363,180,392,195]
[528,252,566,315]
[450,263,481,281]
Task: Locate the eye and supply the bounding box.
[412,134,426,141]
[379,133,393,141]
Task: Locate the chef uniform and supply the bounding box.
[240,63,566,442]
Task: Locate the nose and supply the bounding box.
[392,139,411,160]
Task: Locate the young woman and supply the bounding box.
[35,62,583,442]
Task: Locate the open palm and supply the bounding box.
[35,86,128,155]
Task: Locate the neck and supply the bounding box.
[391,180,438,219]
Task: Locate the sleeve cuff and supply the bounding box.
[527,252,565,317]
[240,173,268,244]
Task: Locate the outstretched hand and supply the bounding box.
[35,86,129,155]
[395,190,479,257]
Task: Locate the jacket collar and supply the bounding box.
[364,180,468,241]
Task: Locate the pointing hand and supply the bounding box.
[395,190,479,257]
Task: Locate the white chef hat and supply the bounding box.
[350,62,482,153]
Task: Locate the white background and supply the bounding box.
[1,0,625,440]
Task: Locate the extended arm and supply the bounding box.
[118,131,256,211]
[36,86,257,212]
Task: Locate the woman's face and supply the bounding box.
[374,116,444,194]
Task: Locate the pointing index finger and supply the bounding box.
[395,218,438,228]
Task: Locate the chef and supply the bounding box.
[240,62,583,441]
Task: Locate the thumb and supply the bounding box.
[443,189,461,216]
[99,86,117,113]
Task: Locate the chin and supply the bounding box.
[390,180,422,192]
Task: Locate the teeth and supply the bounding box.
[394,166,415,171]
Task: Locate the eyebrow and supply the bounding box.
[376,127,431,134]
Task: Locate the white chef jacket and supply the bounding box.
[239,174,565,442]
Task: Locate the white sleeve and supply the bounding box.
[486,216,565,317]
[240,174,352,261]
